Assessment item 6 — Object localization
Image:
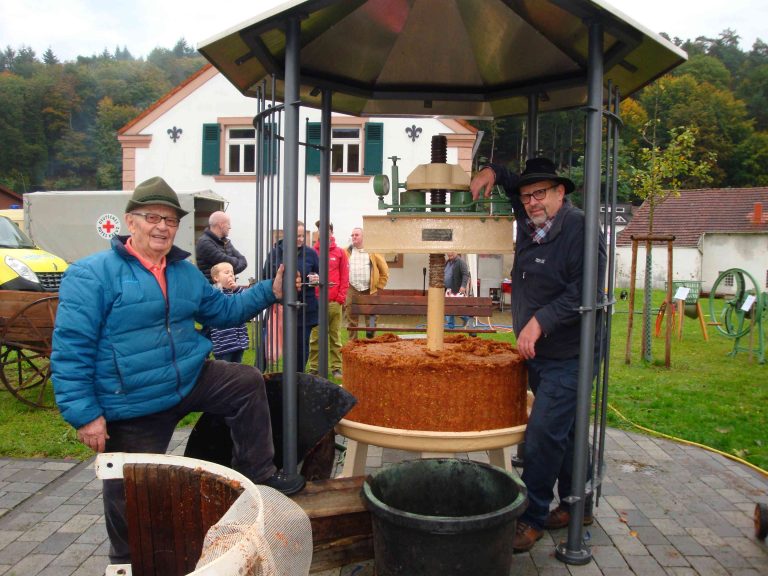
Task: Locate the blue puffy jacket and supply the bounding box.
[51,236,276,429]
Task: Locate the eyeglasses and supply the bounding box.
[131,212,181,227]
[520,185,556,204]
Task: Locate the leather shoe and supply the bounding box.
[259,470,306,495]
[544,505,594,529]
[512,521,543,553]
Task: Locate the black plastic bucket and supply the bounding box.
[362,458,527,576]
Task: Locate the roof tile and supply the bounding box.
[616,188,768,247]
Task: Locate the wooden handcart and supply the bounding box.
[0,290,58,409]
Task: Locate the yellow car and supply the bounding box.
[0,215,68,291]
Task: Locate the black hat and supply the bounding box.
[126,176,188,217]
[513,157,574,195]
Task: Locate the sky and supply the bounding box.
[0,0,765,63]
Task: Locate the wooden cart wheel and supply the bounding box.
[0,293,58,410]
[0,345,54,409]
[756,503,768,540]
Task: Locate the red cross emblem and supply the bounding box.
[96,214,121,239]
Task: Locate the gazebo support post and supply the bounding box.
[556,18,602,565]
[280,14,301,479]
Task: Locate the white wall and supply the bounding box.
[701,233,768,294]
[132,73,480,284]
[614,245,701,290]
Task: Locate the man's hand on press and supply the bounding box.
[470,166,496,200]
[77,416,109,453]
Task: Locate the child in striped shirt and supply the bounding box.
[209,262,250,363]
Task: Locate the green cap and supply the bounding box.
[126,176,188,217]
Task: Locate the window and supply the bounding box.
[226,127,256,174]
[719,271,734,287]
[306,121,383,176]
[202,121,278,178]
[331,127,361,174]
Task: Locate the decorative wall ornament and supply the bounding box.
[405,124,422,142]
[167,126,183,143]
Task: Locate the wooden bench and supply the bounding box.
[347,291,496,334]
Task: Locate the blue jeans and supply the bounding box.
[445,315,472,329]
[103,360,275,563]
[519,356,588,530]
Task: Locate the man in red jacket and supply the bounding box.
[306,222,349,378]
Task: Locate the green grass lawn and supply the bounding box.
[607,290,767,471]
[484,290,767,471]
[1,291,766,471]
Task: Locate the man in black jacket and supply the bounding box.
[444,252,472,329]
[471,157,606,553]
[196,211,247,282]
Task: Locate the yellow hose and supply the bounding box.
[608,403,768,478]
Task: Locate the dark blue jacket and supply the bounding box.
[263,240,320,326]
[195,229,247,282]
[491,165,606,359]
[52,236,276,429]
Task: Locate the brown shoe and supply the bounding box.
[544,506,594,529]
[512,521,543,553]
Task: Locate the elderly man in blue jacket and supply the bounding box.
[51,176,304,566]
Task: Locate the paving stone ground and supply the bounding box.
[0,427,766,575]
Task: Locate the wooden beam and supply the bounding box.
[291,476,373,573]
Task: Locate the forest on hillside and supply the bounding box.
[0,30,766,198]
[0,39,205,192]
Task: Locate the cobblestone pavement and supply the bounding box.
[1,427,766,575]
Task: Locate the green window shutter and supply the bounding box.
[262,122,278,175]
[305,122,321,175]
[364,122,384,175]
[201,123,220,175]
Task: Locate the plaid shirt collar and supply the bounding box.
[526,216,555,244]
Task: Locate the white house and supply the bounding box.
[118,64,483,289]
[615,188,768,294]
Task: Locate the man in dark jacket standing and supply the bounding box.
[52,177,304,568]
[471,158,606,553]
[263,221,320,371]
[196,211,247,282]
[443,252,472,329]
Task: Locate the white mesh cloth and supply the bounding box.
[195,484,312,575]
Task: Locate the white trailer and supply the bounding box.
[23,189,226,263]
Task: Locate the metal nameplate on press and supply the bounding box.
[422,229,453,241]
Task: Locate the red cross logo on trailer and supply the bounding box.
[97,214,121,239]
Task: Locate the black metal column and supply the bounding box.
[318,90,332,378]
[281,15,301,478]
[527,93,539,159]
[556,18,603,565]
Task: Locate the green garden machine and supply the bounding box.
[708,268,767,364]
